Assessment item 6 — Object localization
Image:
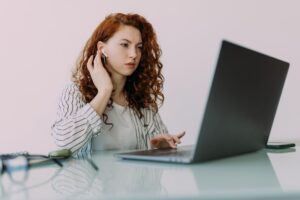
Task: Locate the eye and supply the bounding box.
[120,43,129,48]
[137,45,143,51]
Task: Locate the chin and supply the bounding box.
[120,69,137,76]
[123,71,135,77]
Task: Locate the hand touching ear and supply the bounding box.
[87,50,113,93]
[87,49,113,116]
[150,131,185,149]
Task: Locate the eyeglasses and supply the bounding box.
[48,149,98,171]
[0,163,63,199]
[0,152,62,184]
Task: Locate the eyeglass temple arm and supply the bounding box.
[52,159,63,167]
[24,154,63,167]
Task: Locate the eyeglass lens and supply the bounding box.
[5,156,29,183]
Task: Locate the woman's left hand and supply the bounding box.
[150,131,186,149]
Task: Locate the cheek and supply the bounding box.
[108,49,123,62]
[137,52,142,61]
[111,48,127,61]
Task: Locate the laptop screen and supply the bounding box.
[194,40,289,162]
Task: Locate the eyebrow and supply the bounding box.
[120,39,143,45]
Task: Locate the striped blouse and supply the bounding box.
[51,83,168,158]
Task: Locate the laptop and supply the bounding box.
[115,40,289,163]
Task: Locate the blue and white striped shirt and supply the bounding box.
[51,83,168,158]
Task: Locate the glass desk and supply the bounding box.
[1,147,300,200]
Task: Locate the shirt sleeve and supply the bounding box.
[151,112,168,134]
[51,84,104,157]
[145,110,169,149]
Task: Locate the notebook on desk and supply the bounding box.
[115,40,289,163]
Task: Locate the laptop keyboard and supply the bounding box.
[129,146,194,157]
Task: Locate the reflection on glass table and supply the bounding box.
[50,148,299,200]
[0,153,62,184]
[0,154,62,199]
[1,148,300,200]
[0,154,97,200]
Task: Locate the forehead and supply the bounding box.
[109,25,142,43]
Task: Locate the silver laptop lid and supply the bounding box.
[192,40,289,162]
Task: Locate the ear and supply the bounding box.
[97,41,108,57]
[97,41,105,50]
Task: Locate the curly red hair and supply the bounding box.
[72,13,165,119]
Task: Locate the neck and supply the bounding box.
[111,73,127,102]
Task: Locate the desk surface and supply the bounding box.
[1,147,300,200]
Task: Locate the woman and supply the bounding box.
[51,13,185,158]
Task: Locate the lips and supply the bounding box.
[125,62,136,68]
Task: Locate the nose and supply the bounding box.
[128,47,137,60]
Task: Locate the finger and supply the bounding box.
[94,51,101,67]
[167,140,177,148]
[172,136,181,144]
[87,55,94,72]
[163,135,177,148]
[176,131,186,139]
[97,50,105,66]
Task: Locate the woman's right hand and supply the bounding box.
[87,50,113,93]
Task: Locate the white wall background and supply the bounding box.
[0,0,299,154]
